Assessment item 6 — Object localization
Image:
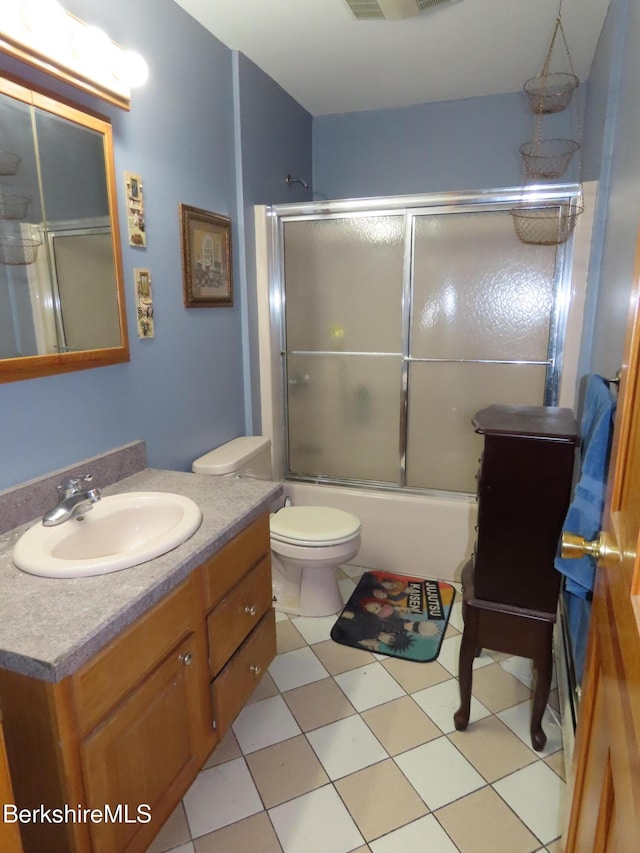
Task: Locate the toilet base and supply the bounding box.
[271,554,345,617]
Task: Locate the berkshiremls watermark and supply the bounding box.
[3,804,152,825]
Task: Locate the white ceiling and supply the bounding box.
[172,0,611,116]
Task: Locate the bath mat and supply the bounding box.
[331,571,456,663]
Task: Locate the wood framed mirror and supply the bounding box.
[0,75,129,383]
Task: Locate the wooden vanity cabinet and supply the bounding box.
[0,573,211,853]
[200,514,276,739]
[0,513,275,853]
[76,576,212,853]
[0,714,23,853]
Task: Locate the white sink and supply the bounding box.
[13,492,202,578]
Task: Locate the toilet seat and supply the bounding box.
[270,506,360,547]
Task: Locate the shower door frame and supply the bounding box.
[263,184,582,497]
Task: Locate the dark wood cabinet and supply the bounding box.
[455,405,578,750]
[473,405,578,612]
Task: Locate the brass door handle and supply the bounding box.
[561,531,604,560]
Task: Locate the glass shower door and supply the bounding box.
[283,215,405,484]
[277,193,570,495]
[406,209,559,492]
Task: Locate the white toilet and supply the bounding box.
[192,437,361,617]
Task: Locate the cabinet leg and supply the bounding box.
[454,610,478,732]
[530,640,553,751]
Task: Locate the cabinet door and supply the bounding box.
[80,634,208,853]
[0,718,23,853]
[73,578,197,737]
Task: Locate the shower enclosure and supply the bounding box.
[263,187,581,498]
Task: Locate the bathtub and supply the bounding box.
[281,481,477,584]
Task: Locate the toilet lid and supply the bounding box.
[270,506,360,546]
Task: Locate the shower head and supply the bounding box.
[285,174,309,189]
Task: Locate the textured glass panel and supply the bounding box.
[286,354,402,483]
[411,212,557,361]
[406,362,547,492]
[284,216,404,353]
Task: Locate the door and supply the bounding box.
[407,209,559,493]
[279,194,572,493]
[81,634,206,853]
[564,231,640,849]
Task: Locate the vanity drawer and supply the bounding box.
[211,609,276,736]
[207,555,272,677]
[200,514,270,611]
[72,575,198,736]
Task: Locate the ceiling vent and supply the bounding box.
[344,0,461,20]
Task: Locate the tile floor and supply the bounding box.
[147,566,567,853]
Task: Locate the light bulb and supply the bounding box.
[85,25,111,56]
[20,0,66,33]
[71,23,110,61]
[0,2,23,32]
[118,50,149,87]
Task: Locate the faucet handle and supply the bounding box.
[57,474,93,497]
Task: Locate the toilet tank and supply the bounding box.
[192,436,272,480]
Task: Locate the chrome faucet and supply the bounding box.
[42,474,102,526]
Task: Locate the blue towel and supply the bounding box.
[563,590,591,684]
[555,375,617,597]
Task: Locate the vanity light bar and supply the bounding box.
[0,0,149,110]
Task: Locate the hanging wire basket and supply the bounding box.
[523,71,579,114]
[0,236,42,266]
[510,203,583,246]
[519,138,580,179]
[0,152,21,176]
[0,193,31,220]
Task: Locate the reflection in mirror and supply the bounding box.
[0,76,128,382]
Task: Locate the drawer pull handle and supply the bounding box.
[249,664,262,676]
[179,652,193,666]
[244,605,257,616]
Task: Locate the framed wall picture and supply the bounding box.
[124,171,146,247]
[179,204,232,307]
[134,268,154,338]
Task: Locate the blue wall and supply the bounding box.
[234,53,312,432]
[312,91,575,200]
[584,0,640,379]
[0,0,312,491]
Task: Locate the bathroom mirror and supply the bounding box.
[0,75,128,382]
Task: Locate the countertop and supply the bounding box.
[0,469,281,683]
